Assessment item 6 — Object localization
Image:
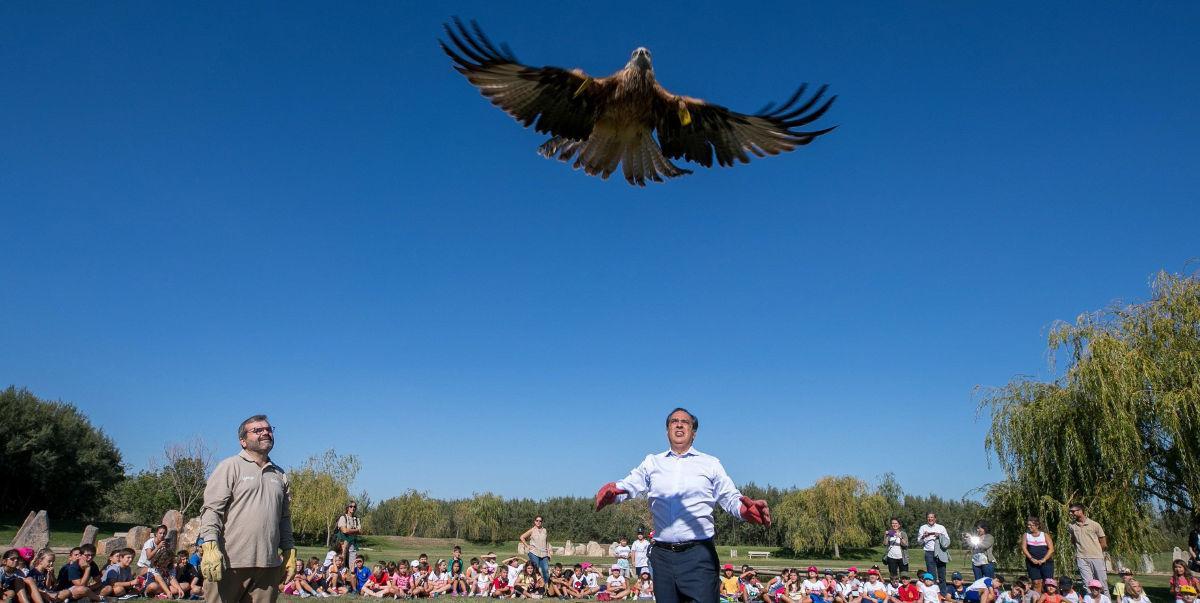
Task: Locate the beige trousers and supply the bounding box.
[205,566,282,603]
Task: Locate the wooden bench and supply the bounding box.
[747,551,771,559]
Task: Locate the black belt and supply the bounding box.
[653,539,711,552]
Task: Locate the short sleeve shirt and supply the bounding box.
[1068,519,1106,559]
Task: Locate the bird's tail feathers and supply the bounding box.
[538,130,691,186]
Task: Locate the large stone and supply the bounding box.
[81,525,99,547]
[1140,553,1154,574]
[574,544,586,556]
[11,510,50,551]
[552,547,565,556]
[585,541,605,557]
[179,518,202,549]
[126,526,151,551]
[517,542,528,555]
[608,542,618,556]
[564,541,573,555]
[99,537,126,557]
[161,510,184,533]
[1175,547,1185,562]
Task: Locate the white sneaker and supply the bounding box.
[300,592,311,598]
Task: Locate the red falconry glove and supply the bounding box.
[594,482,627,511]
[739,496,772,526]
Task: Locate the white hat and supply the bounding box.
[611,564,622,572]
[411,560,420,567]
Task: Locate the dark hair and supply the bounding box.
[994,575,1006,584]
[976,521,990,533]
[1068,503,1085,511]
[926,512,937,518]
[1026,517,1042,530]
[238,414,270,438]
[665,407,698,430]
[80,544,97,555]
[889,517,902,525]
[453,546,461,552]
[470,557,479,564]
[155,524,168,534]
[70,547,81,555]
[2,549,18,561]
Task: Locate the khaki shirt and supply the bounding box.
[1069,518,1106,559]
[200,451,294,569]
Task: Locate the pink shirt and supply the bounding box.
[393,574,411,590]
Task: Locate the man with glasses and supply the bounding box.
[337,502,364,567]
[594,407,771,603]
[198,414,295,603]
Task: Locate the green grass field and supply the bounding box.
[2,525,1175,601]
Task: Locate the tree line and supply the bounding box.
[5,269,1198,560]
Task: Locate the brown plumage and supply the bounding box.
[440,18,836,186]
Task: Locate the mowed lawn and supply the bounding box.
[1,525,1175,601]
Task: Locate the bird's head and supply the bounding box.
[629,47,652,71]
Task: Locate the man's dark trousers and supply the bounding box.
[649,541,719,603]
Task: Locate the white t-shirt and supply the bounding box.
[919,583,941,603]
[322,551,336,570]
[918,524,948,552]
[584,572,600,589]
[1064,593,1081,603]
[1120,595,1148,603]
[615,545,631,560]
[803,579,826,596]
[1083,595,1112,603]
[631,540,650,566]
[137,537,157,568]
[429,571,451,584]
[607,575,627,590]
[862,580,887,596]
[967,578,993,593]
[507,564,522,584]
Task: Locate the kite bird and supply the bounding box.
[440,18,837,186]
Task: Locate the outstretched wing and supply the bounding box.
[440,18,609,141]
[654,84,836,168]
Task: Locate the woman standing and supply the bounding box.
[1021,516,1055,593]
[519,515,551,585]
[969,522,996,580]
[884,518,910,579]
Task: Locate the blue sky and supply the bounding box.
[2,1,1197,504]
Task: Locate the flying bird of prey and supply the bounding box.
[440,18,837,186]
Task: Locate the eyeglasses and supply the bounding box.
[247,426,275,435]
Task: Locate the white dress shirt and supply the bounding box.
[615,447,744,543]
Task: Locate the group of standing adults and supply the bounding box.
[195,408,770,603]
[882,503,1109,594]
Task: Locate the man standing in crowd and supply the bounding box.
[631,529,651,578]
[594,407,771,603]
[199,414,295,603]
[337,501,363,567]
[917,513,950,591]
[1068,503,1108,593]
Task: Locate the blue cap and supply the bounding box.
[922,573,934,581]
[951,572,962,580]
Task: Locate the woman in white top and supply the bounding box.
[1021,517,1055,593]
[883,518,910,580]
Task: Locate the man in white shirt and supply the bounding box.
[630,530,651,578]
[917,513,950,591]
[595,407,771,603]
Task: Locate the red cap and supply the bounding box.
[723,564,735,571]
[849,567,858,573]
[807,566,819,573]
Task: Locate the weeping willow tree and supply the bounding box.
[981,270,1200,569]
[776,475,889,558]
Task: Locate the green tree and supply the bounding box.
[455,493,504,543]
[102,470,175,524]
[289,449,361,546]
[981,270,1200,567]
[777,476,888,558]
[368,490,447,537]
[0,387,124,520]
